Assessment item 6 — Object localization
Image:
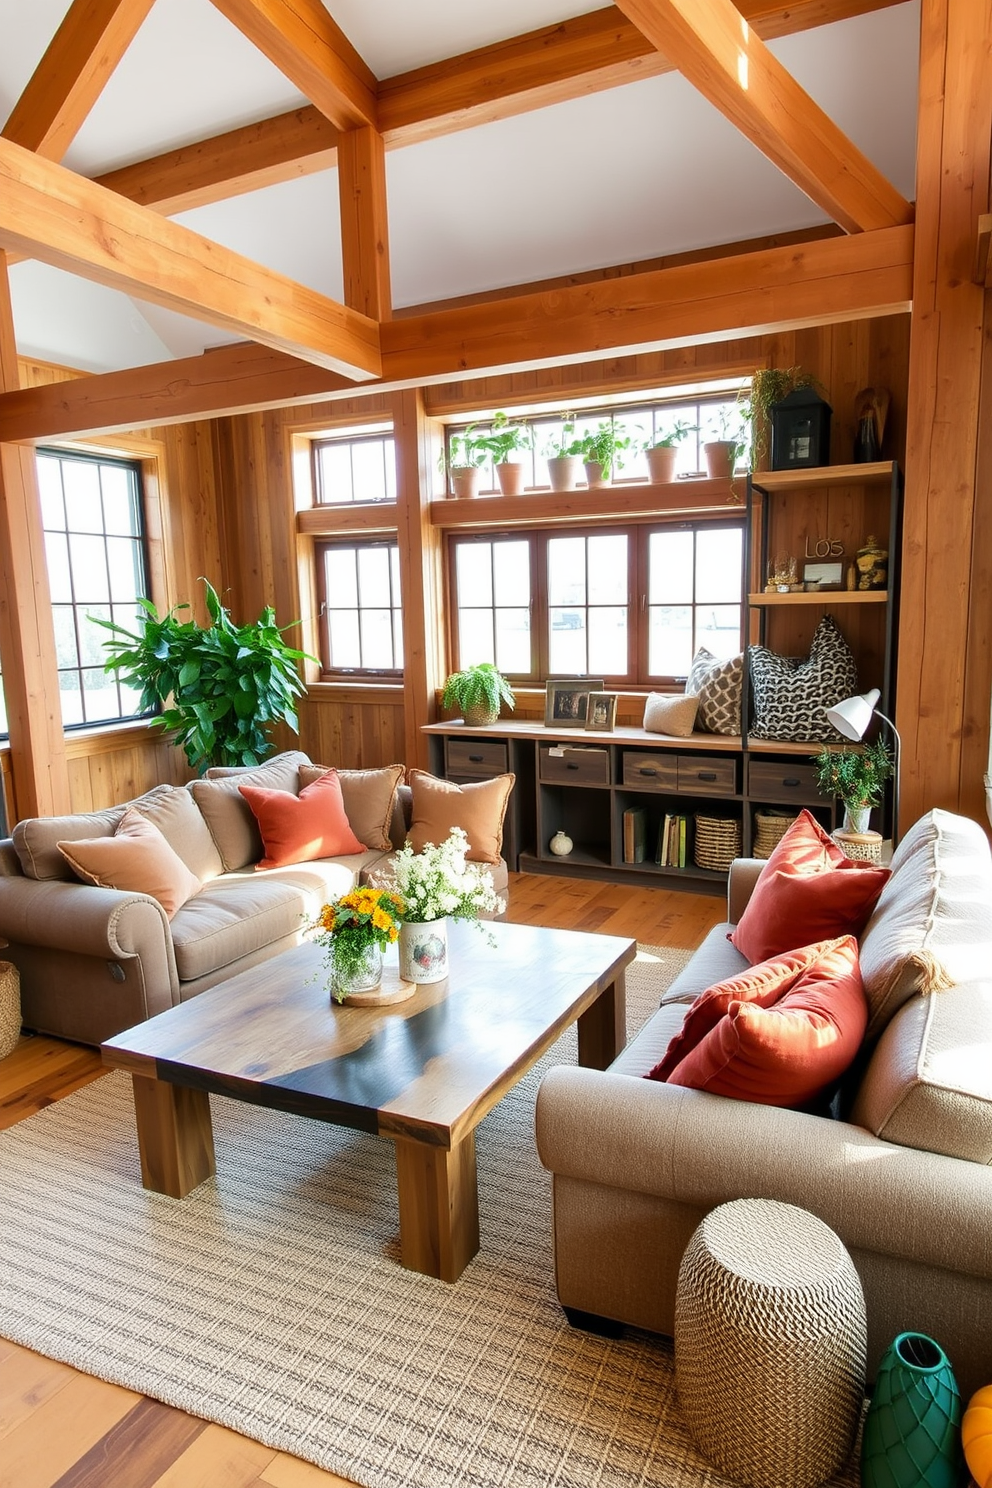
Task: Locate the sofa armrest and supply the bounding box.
[727,857,764,922]
[0,875,176,968]
[535,1067,992,1281]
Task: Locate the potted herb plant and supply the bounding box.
[643,419,698,484]
[542,415,586,492]
[446,423,489,498]
[474,411,532,496]
[578,421,632,489]
[702,404,748,479]
[94,578,311,774]
[813,739,894,834]
[441,661,515,726]
[738,367,821,472]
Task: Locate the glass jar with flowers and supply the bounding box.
[390,827,505,984]
[312,886,403,1003]
[813,738,894,835]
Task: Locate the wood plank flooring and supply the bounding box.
[0,873,724,1488]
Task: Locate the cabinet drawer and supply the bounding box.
[446,738,509,779]
[540,745,610,785]
[677,756,737,797]
[622,752,678,791]
[747,759,821,804]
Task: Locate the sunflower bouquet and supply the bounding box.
[312,886,403,1002]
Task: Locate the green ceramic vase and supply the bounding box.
[861,1333,962,1488]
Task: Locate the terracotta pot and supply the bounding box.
[583,460,610,489]
[646,445,679,483]
[496,461,526,496]
[546,455,582,492]
[450,465,482,498]
[702,440,737,479]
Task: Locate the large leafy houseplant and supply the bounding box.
[95,578,311,773]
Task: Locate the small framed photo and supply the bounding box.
[545,679,603,727]
[803,560,844,591]
[586,692,618,731]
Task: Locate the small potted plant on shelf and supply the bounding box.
[578,421,632,488]
[442,661,516,726]
[812,739,894,835]
[701,404,749,480]
[542,415,586,491]
[445,424,490,498]
[473,411,533,496]
[642,419,698,483]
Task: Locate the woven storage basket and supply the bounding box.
[693,814,741,873]
[0,960,21,1059]
[753,810,799,859]
[675,1198,867,1488]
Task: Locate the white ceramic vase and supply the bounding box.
[399,918,449,984]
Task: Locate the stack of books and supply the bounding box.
[622,806,647,863]
[657,813,688,868]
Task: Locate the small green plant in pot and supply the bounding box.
[643,419,698,483]
[542,415,586,492]
[94,578,312,774]
[442,662,516,726]
[473,412,532,496]
[579,421,632,488]
[813,739,893,834]
[445,423,490,498]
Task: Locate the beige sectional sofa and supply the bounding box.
[536,808,992,1400]
[0,750,508,1047]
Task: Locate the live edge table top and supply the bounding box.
[102,921,635,1150]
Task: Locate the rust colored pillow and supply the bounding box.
[57,807,201,920]
[731,809,889,964]
[240,771,364,869]
[407,769,514,865]
[652,935,867,1109]
[298,763,404,852]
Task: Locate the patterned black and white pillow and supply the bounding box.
[748,615,858,741]
[685,649,743,735]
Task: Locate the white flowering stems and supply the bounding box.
[390,827,505,924]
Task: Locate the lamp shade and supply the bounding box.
[826,689,881,742]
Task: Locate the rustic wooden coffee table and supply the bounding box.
[102,919,635,1282]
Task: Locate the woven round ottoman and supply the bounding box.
[0,960,21,1058]
[675,1199,866,1488]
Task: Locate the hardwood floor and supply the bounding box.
[0,873,724,1488]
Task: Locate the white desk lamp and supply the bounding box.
[825,688,902,846]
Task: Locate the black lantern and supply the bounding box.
[769,387,832,470]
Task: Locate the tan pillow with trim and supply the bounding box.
[407,769,514,866]
[643,693,699,737]
[298,764,404,851]
[57,807,201,919]
[190,755,311,870]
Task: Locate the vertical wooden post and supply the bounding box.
[338,124,391,322]
[392,388,444,772]
[898,0,992,830]
[0,251,71,819]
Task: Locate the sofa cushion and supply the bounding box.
[240,772,364,869]
[684,648,742,735]
[748,615,858,742]
[57,807,202,919]
[659,923,749,1007]
[169,857,370,983]
[851,980,992,1163]
[611,1002,689,1078]
[653,936,866,1109]
[643,693,699,737]
[190,753,311,871]
[12,782,222,883]
[298,763,405,851]
[859,807,992,1040]
[406,770,514,865]
[731,809,889,964]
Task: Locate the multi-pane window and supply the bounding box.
[313,431,396,505]
[316,541,403,675]
[37,450,151,727]
[449,522,743,686]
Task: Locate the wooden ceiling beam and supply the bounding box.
[614,0,913,233]
[207,0,376,130]
[0,225,912,442]
[83,0,902,217]
[0,137,380,380]
[338,125,392,320]
[2,0,157,161]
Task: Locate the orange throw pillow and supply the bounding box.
[240,770,364,869]
[407,769,514,865]
[731,809,889,963]
[650,936,867,1109]
[57,807,201,919]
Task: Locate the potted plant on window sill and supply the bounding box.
[702,405,748,480]
[579,421,632,489]
[473,412,532,497]
[445,424,489,498]
[441,662,516,726]
[642,419,698,484]
[543,416,586,492]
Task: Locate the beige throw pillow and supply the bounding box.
[298,764,405,851]
[643,693,699,737]
[407,770,514,865]
[57,808,201,919]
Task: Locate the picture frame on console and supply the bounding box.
[586,693,618,731]
[545,679,603,727]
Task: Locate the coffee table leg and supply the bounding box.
[130,1073,216,1199]
[393,1132,480,1282]
[577,970,627,1069]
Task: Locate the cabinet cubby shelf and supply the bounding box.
[748,590,888,606]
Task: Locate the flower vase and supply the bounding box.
[331,942,383,1002]
[844,803,872,835]
[399,919,448,984]
[862,1333,963,1488]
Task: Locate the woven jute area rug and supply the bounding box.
[0,944,861,1488]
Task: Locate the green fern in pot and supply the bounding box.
[442,663,516,726]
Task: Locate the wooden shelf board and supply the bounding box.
[748,589,888,606]
[430,477,745,528]
[747,738,858,756]
[423,720,743,752]
[750,460,895,491]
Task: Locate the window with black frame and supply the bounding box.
[316,540,403,676]
[37,449,152,727]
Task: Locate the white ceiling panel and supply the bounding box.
[8,261,177,371]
